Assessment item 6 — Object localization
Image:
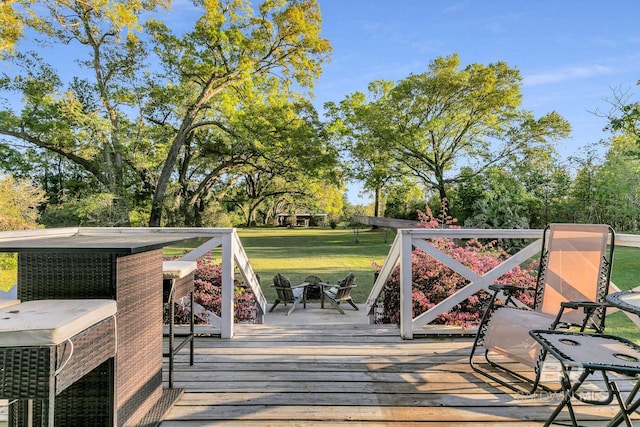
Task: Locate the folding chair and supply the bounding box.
[469,223,615,395]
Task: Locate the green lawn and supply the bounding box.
[606,246,640,342]
[164,226,392,303]
[0,269,16,292]
[235,227,391,302]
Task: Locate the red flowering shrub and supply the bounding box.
[376,208,537,329]
[167,253,258,325]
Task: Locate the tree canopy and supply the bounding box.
[2,3,640,233]
[329,54,571,212]
[0,0,335,226]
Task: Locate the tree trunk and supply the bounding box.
[374,186,382,217]
[438,184,448,214]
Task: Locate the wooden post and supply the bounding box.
[399,230,413,339]
[220,231,234,339]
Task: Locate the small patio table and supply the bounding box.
[0,228,203,426]
[530,328,640,427]
[607,291,640,425]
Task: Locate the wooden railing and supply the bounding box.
[366,228,640,339]
[175,228,267,338]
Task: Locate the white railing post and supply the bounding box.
[232,232,267,324]
[399,230,414,339]
[220,231,235,339]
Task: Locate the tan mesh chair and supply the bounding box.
[469,223,615,395]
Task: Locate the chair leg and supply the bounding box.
[543,369,592,427]
[287,297,303,315]
[287,302,297,315]
[189,289,195,366]
[167,280,176,388]
[269,300,281,312]
[347,299,359,310]
[327,298,345,314]
[609,379,640,427]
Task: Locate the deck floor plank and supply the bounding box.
[160,324,639,426]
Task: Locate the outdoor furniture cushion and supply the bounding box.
[0,299,20,309]
[0,299,117,347]
[163,260,198,279]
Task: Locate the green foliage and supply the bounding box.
[1,0,333,228]
[0,175,45,230]
[324,80,402,216]
[605,87,640,147]
[0,174,43,291]
[462,167,532,230]
[580,138,640,232]
[0,1,23,54]
[0,268,16,292]
[145,0,332,226]
[329,53,571,213]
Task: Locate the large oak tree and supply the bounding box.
[330,54,571,212]
[0,0,332,226]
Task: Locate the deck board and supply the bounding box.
[159,324,639,426]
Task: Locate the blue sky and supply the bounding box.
[312,1,640,203]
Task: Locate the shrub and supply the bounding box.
[376,208,537,329]
[167,253,258,325]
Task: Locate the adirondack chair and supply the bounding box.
[323,272,358,314]
[269,273,308,315]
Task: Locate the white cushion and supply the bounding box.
[292,287,304,298]
[163,261,197,279]
[0,299,117,347]
[0,299,20,309]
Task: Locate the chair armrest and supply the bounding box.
[331,284,357,290]
[292,282,310,289]
[556,301,609,332]
[560,301,609,310]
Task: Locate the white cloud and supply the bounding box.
[524,64,615,86]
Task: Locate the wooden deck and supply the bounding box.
[159,323,638,426]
